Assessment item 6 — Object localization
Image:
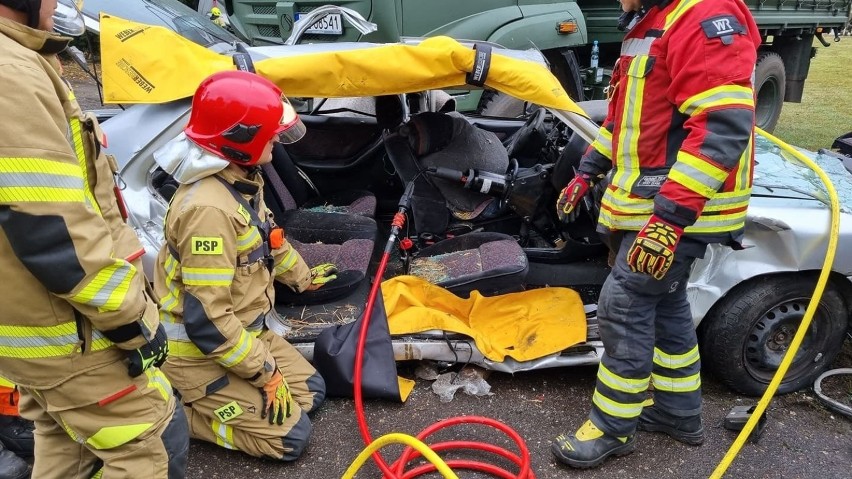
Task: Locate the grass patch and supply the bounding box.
[774,39,852,150]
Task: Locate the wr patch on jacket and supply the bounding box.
[700,15,746,45]
[191,236,223,255]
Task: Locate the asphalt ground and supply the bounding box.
[66,64,852,479]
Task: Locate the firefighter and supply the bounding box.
[551,0,760,468]
[0,1,189,478]
[153,70,330,461]
[209,6,226,28]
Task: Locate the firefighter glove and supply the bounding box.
[310,263,338,285]
[556,172,592,223]
[260,369,293,425]
[627,214,683,280]
[127,323,169,378]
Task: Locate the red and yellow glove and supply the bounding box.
[627,214,683,280]
[556,173,591,223]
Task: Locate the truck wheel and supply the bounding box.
[480,48,584,117]
[754,52,786,132]
[698,275,848,396]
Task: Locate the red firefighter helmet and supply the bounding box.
[184,70,306,166]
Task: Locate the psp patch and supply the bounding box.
[191,236,223,255]
[213,401,244,423]
[700,15,746,45]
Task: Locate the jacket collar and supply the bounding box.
[0,16,70,54]
[216,164,263,196]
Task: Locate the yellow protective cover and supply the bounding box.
[99,14,585,115]
[382,276,587,363]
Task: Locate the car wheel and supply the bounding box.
[753,52,786,133]
[699,275,848,396]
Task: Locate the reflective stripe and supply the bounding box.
[274,249,299,276]
[159,254,182,313]
[679,85,754,117]
[621,37,656,56]
[145,368,172,401]
[0,157,86,203]
[736,137,753,191]
[0,323,112,358]
[216,329,253,368]
[70,260,136,312]
[86,423,153,450]
[612,55,649,192]
[0,376,14,388]
[591,126,613,159]
[592,390,644,419]
[597,363,649,394]
[212,419,238,450]
[68,117,101,215]
[664,0,703,30]
[651,372,701,392]
[181,267,234,287]
[236,227,261,253]
[668,151,729,199]
[167,339,205,359]
[653,345,700,369]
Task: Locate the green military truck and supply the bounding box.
[220,0,850,130]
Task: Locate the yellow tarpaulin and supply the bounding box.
[382,276,586,363]
[99,15,585,115]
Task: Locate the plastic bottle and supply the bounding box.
[590,40,603,84]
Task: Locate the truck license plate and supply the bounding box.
[294,13,343,35]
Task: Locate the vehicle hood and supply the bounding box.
[98,15,584,116]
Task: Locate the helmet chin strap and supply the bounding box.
[0,0,42,29]
[617,0,674,31]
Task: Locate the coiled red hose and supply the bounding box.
[351,211,535,478]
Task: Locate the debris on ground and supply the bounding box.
[430,366,493,403]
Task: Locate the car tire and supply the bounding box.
[699,275,848,396]
[753,51,786,133]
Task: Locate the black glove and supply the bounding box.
[127,323,168,377]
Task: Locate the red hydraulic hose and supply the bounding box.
[351,203,535,478]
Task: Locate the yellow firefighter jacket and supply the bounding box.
[154,165,312,402]
[0,18,160,388]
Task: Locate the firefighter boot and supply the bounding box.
[551,420,635,469]
[638,405,704,445]
[0,442,28,479]
[0,415,34,457]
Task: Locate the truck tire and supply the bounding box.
[753,52,786,132]
[480,48,583,117]
[698,275,848,396]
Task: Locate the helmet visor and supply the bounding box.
[275,97,306,144]
[53,0,86,37]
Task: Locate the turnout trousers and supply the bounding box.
[18,362,188,479]
[590,232,702,437]
[182,331,326,461]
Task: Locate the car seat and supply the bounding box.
[408,232,528,298]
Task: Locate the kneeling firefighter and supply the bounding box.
[153,71,331,461]
[0,0,189,478]
[551,0,760,469]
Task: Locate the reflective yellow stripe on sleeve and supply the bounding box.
[181,267,234,287]
[668,151,730,199]
[591,126,613,159]
[0,323,113,359]
[68,117,101,214]
[274,249,299,276]
[216,329,253,368]
[678,85,754,117]
[70,259,136,312]
[0,157,86,203]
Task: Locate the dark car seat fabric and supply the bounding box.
[408,232,528,298]
[264,143,376,218]
[405,112,509,216]
[273,209,377,306]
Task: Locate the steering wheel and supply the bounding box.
[506,107,547,159]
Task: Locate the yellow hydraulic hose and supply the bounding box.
[710,127,841,478]
[342,433,460,479]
